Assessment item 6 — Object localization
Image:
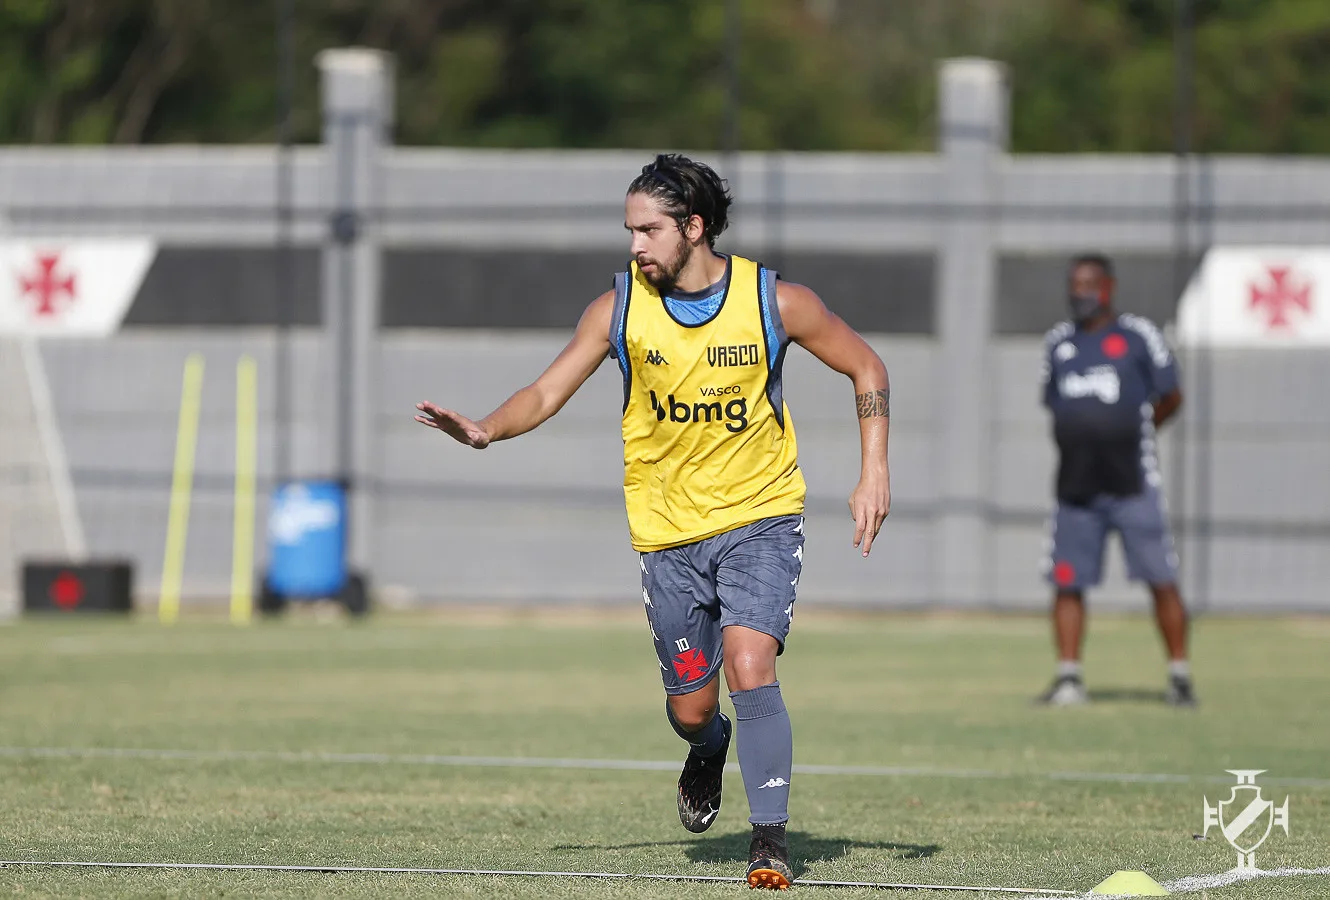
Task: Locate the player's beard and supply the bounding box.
[639,237,691,294]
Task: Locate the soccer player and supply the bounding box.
[1037,253,1196,708]
[415,154,891,889]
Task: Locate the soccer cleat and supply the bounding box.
[1035,674,1089,706]
[1165,674,1199,708]
[747,823,794,890]
[677,715,730,833]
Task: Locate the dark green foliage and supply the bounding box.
[1,0,1327,152]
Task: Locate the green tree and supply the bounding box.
[1,0,1328,154]
[1002,0,1330,153]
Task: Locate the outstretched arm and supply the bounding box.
[415,291,614,447]
[777,282,891,557]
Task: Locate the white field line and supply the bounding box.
[1,745,1328,789]
[0,859,1076,894]
[1024,865,1330,899]
[0,860,1325,895]
[1164,865,1330,892]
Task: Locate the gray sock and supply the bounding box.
[667,703,729,758]
[730,682,791,825]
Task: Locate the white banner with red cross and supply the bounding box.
[1176,246,1330,347]
[0,240,156,337]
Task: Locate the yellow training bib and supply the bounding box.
[609,254,806,552]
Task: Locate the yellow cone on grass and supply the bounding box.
[1089,870,1170,896]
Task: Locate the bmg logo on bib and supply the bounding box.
[649,389,749,433]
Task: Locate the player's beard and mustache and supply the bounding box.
[637,236,692,294]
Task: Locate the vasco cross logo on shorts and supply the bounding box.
[672,638,709,682]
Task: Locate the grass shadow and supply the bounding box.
[1086,687,1168,704]
[552,831,940,878]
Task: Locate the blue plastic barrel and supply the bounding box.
[265,480,347,598]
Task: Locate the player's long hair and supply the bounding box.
[628,154,733,247]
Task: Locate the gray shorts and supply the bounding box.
[1044,486,1179,591]
[641,514,805,696]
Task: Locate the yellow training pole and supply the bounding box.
[159,354,205,625]
[230,355,258,626]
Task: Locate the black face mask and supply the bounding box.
[1068,292,1103,323]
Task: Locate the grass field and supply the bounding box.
[0,608,1326,899]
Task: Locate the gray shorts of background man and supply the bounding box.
[1036,253,1197,708]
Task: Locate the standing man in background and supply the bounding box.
[1037,253,1196,708]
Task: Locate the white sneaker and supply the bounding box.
[1036,675,1089,706]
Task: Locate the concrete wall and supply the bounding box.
[26,329,1329,613]
[3,56,1327,614]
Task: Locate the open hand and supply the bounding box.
[415,401,490,449]
[849,469,891,557]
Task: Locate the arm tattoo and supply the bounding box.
[856,388,890,419]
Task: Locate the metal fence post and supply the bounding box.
[318,49,394,583]
[273,0,296,487]
[935,58,1008,605]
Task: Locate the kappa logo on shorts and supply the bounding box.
[672,647,710,682]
